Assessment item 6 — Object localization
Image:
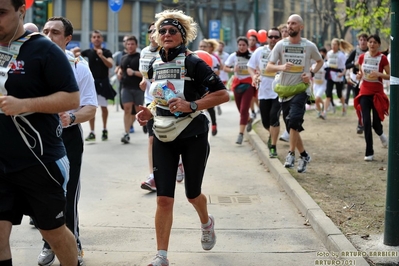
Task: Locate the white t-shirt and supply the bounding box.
[326,50,347,82]
[66,51,98,113]
[215,51,230,82]
[224,52,251,80]
[140,45,159,104]
[247,45,278,100]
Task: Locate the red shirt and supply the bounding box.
[354,52,390,122]
[358,52,389,94]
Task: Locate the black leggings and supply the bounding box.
[359,95,383,156]
[62,125,84,240]
[153,133,210,199]
[326,80,344,98]
[259,97,281,129]
[207,107,216,126]
[345,83,359,105]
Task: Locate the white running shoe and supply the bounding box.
[279,130,290,142]
[176,162,185,182]
[37,247,55,266]
[201,214,216,250]
[364,155,374,161]
[380,133,388,148]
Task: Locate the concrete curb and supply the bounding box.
[246,124,370,266]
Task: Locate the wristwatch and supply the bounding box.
[69,113,76,125]
[190,101,198,112]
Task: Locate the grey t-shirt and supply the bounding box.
[269,38,322,86]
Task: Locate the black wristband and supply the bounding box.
[310,71,315,78]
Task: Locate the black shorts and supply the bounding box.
[146,103,154,137]
[259,97,281,129]
[153,133,209,199]
[0,156,69,230]
[281,92,308,132]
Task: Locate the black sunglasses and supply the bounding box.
[268,35,280,39]
[147,29,155,34]
[159,28,179,35]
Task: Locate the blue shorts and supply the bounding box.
[0,156,69,230]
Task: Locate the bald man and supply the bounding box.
[266,14,323,173]
[24,22,39,32]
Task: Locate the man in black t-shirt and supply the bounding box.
[80,30,114,141]
[0,1,80,265]
[117,35,143,143]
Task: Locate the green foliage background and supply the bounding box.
[335,0,391,39]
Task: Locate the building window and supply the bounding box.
[92,1,108,31]
[66,0,82,30]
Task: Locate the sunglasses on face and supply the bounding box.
[159,28,178,36]
[148,29,155,34]
[268,35,280,39]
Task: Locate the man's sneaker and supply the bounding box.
[176,162,185,182]
[101,130,108,141]
[217,105,222,115]
[364,155,374,161]
[201,214,216,251]
[148,254,169,266]
[357,125,364,134]
[319,112,326,120]
[211,125,217,136]
[38,247,55,266]
[85,132,95,141]
[279,131,290,142]
[342,104,347,116]
[297,155,311,173]
[141,177,156,192]
[380,133,388,148]
[269,148,278,158]
[284,152,295,168]
[78,246,84,266]
[246,118,253,132]
[236,133,243,145]
[267,136,272,150]
[121,133,130,144]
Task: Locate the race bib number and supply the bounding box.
[282,41,306,73]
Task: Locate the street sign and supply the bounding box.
[108,0,124,13]
[209,20,221,39]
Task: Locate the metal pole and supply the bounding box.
[384,0,399,246]
[254,0,259,31]
[115,11,119,112]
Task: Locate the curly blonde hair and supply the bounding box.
[154,9,198,46]
[204,39,219,53]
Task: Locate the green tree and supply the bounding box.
[335,0,391,38]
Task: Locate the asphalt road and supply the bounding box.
[11,100,341,266]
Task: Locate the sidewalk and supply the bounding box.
[10,101,368,265]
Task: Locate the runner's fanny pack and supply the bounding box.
[274,82,308,98]
[153,111,201,142]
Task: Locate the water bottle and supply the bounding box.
[162,84,182,117]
